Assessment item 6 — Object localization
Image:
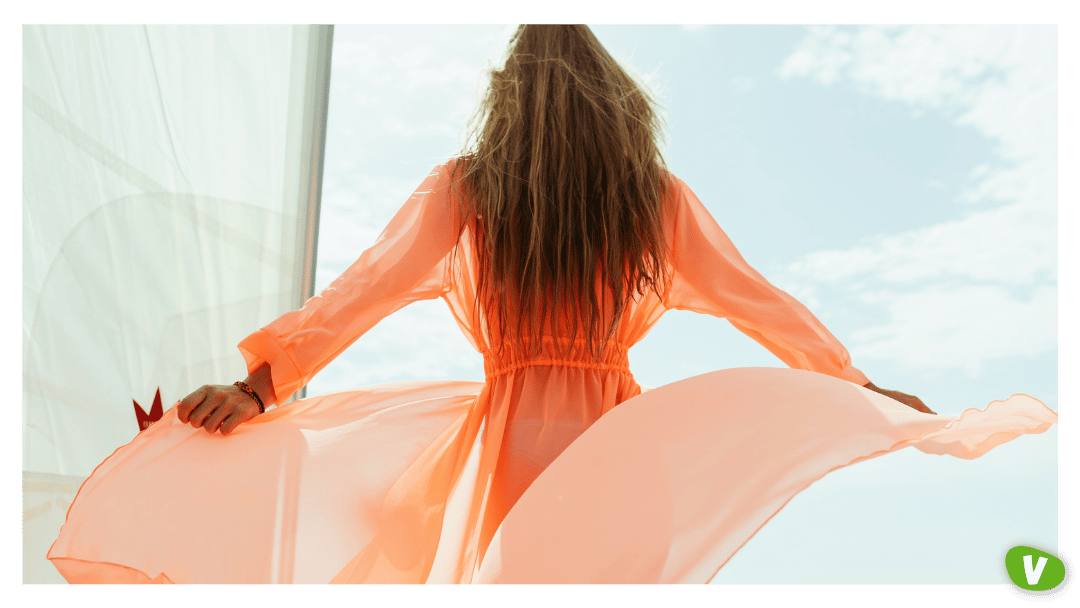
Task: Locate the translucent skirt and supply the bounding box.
[47,366,1056,583]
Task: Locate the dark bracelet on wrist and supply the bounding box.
[233,381,265,414]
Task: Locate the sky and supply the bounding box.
[303,24,1058,584]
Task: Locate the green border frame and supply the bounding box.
[10,4,1071,608]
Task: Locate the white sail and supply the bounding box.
[22,24,333,583]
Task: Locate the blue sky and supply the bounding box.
[303,25,1057,584]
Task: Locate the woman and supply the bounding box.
[48,25,1054,584]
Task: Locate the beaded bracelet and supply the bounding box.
[233,381,265,414]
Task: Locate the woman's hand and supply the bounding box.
[177,364,276,435]
[177,383,262,435]
[863,381,936,415]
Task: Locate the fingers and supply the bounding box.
[219,412,246,436]
[870,385,937,416]
[905,396,936,415]
[188,390,225,429]
[177,385,209,423]
[177,385,260,435]
[913,399,932,415]
[203,404,231,434]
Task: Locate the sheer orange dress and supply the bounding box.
[48,159,1057,583]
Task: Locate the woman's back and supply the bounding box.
[448,24,675,364]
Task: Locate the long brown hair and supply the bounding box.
[449,25,673,361]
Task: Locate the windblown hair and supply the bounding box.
[449,24,673,361]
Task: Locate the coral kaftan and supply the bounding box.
[47,160,1058,584]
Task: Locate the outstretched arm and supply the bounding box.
[663,176,934,414]
[178,161,463,434]
[238,161,462,405]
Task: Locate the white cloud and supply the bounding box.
[779,25,1056,201]
[789,203,1055,287]
[777,25,1056,375]
[848,284,1056,378]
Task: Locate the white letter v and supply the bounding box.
[1024,554,1048,585]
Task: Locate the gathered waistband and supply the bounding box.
[482,336,632,379]
[483,357,633,379]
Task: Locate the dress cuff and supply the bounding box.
[236,328,303,404]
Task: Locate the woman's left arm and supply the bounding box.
[663,176,936,414]
[235,161,463,406]
[180,163,462,433]
[663,175,870,386]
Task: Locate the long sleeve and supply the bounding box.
[663,176,870,386]
[237,161,463,403]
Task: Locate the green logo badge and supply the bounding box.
[1005,546,1067,592]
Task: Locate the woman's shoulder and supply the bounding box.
[440,155,473,174]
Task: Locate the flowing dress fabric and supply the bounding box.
[48,161,1058,583]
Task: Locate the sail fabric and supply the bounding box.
[23,24,331,583]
